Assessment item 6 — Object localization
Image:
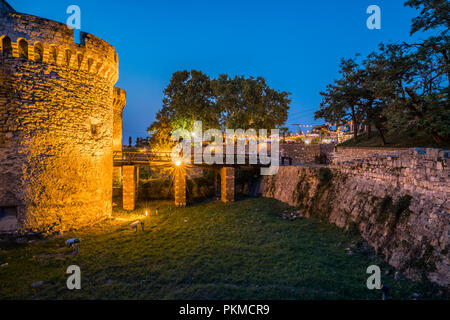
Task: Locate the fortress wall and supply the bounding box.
[0,12,119,84]
[279,143,335,164]
[332,146,410,164]
[112,87,126,185]
[261,148,450,286]
[113,87,126,153]
[0,7,126,232]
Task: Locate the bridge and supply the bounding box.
[113,151,172,166]
[113,150,274,210]
[113,151,273,168]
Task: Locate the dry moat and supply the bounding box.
[0,198,447,300]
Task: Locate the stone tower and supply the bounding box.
[0,0,126,232]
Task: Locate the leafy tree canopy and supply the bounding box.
[405,0,449,34]
[315,0,449,145]
[148,70,291,149]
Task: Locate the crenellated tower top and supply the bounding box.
[113,87,127,112]
[0,2,120,84]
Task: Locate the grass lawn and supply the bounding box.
[338,131,450,149]
[0,198,443,300]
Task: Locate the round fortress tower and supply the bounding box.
[0,1,126,232]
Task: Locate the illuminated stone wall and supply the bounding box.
[0,4,126,232]
[174,167,187,207]
[220,167,235,203]
[113,87,126,185]
[122,166,136,211]
[332,146,410,163]
[113,87,126,153]
[261,148,450,286]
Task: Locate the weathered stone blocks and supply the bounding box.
[220,167,235,203]
[0,2,126,232]
[261,148,449,286]
[174,167,187,207]
[122,166,136,211]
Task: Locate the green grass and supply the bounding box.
[339,131,450,149]
[0,198,443,300]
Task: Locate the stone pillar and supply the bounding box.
[174,168,186,207]
[123,165,136,211]
[113,88,126,184]
[220,167,235,203]
[113,167,122,186]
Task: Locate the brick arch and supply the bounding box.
[64,48,72,66]
[0,35,12,56]
[49,45,58,64]
[33,42,43,62]
[17,38,28,59]
[76,52,84,69]
[0,34,118,83]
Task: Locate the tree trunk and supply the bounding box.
[351,106,358,142]
[431,133,441,144]
[353,128,358,142]
[441,49,450,95]
[375,124,386,146]
[367,123,372,138]
[430,131,450,144]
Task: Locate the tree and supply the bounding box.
[405,0,449,34]
[279,127,289,141]
[367,42,449,143]
[148,70,291,149]
[148,70,218,148]
[317,37,449,145]
[212,75,290,130]
[315,58,368,141]
[405,0,449,92]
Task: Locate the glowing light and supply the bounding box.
[175,161,181,166]
[145,210,148,217]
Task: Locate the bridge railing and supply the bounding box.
[113,150,274,166]
[113,151,173,164]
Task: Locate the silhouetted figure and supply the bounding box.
[129,136,132,147]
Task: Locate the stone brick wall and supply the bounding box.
[279,143,334,164]
[261,148,450,286]
[112,88,126,185]
[0,6,126,232]
[174,167,187,207]
[0,11,119,82]
[332,146,410,164]
[113,87,126,153]
[122,166,136,211]
[220,167,235,203]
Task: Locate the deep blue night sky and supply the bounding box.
[10,0,428,140]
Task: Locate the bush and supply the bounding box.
[138,179,173,200]
[187,176,215,201]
